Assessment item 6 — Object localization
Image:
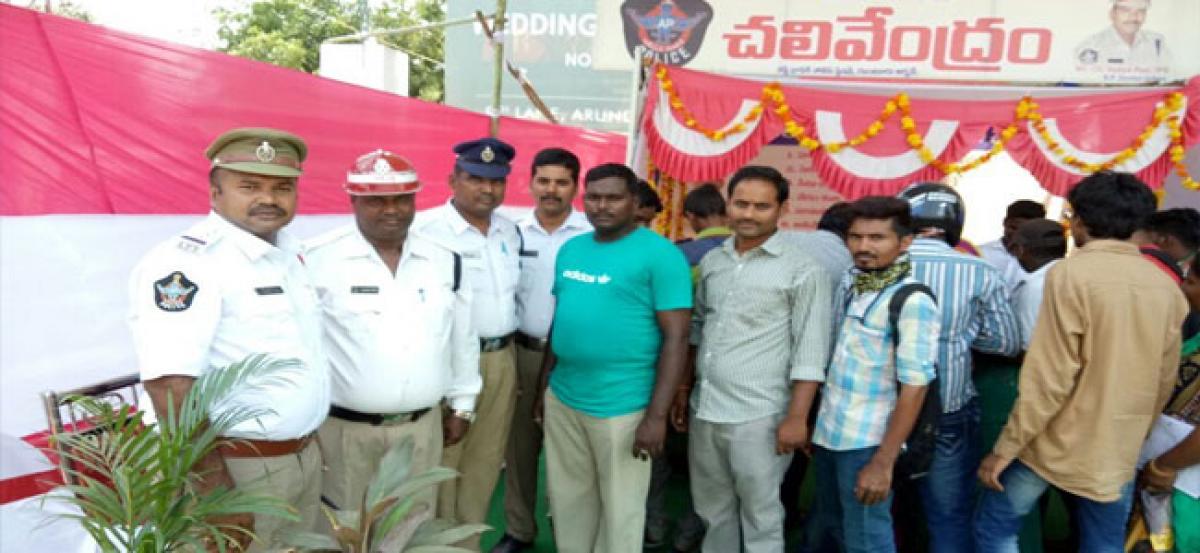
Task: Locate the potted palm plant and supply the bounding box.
[285,437,488,552]
[50,354,300,552]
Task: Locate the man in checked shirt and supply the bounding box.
[803,196,940,553]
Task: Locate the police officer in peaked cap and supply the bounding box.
[128,127,330,552]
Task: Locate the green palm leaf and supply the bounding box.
[51,354,299,551]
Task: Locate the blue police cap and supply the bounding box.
[453,137,516,179]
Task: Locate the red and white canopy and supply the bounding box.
[642,65,1200,198]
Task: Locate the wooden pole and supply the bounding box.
[489,0,507,137]
[475,11,555,125]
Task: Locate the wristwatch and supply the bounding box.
[453,409,476,423]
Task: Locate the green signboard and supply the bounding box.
[445,0,635,134]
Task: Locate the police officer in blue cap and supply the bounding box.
[412,137,523,549]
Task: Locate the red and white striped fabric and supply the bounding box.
[643,65,1200,198]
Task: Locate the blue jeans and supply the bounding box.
[974,460,1134,553]
[918,398,981,553]
[800,446,895,553]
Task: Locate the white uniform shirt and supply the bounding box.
[306,225,481,413]
[412,202,521,339]
[1075,27,1170,70]
[127,212,329,440]
[516,209,592,339]
[1013,259,1058,351]
[980,240,1026,296]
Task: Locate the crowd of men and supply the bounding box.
[130,126,1200,553]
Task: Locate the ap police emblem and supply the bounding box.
[154,271,198,312]
[621,0,713,66]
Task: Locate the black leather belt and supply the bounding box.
[330,405,431,426]
[515,331,548,352]
[480,333,515,353]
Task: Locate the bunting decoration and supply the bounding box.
[645,65,1200,198]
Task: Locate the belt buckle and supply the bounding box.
[482,337,503,351]
[381,412,411,425]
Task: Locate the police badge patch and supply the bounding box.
[154,271,198,312]
[255,140,277,163]
[620,0,713,67]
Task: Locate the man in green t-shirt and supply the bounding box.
[534,163,692,553]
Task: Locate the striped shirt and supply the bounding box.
[813,274,940,451]
[908,238,1021,412]
[690,232,833,424]
[783,229,854,293]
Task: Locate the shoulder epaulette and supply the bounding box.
[174,221,220,254]
[305,225,355,253]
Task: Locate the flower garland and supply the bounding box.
[896,93,1024,174]
[1167,115,1200,190]
[645,159,686,238]
[656,65,1197,186]
[820,93,900,154]
[657,66,765,142]
[1025,91,1185,174]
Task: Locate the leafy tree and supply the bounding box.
[373,0,445,102]
[214,0,445,102]
[44,0,93,22]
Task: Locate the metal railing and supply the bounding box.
[41,373,142,486]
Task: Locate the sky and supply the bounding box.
[26,0,242,49]
[32,0,401,50]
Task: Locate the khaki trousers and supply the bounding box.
[438,344,518,550]
[225,440,322,553]
[501,342,547,542]
[544,389,652,553]
[318,408,442,518]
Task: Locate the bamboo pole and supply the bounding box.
[489,0,508,137]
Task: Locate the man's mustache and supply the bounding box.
[250,206,285,216]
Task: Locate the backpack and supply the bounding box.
[886,282,942,482]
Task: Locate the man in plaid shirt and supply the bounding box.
[802,196,941,553]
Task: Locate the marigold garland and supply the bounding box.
[655,65,1197,186]
[657,66,765,141]
[1026,91,1186,174]
[1167,115,1200,190]
[821,95,900,154]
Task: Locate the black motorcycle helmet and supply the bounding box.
[897,182,966,246]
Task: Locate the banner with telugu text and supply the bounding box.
[594,0,1199,84]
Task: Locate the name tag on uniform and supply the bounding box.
[461,251,482,260]
[255,286,285,295]
[519,249,539,258]
[350,286,380,294]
